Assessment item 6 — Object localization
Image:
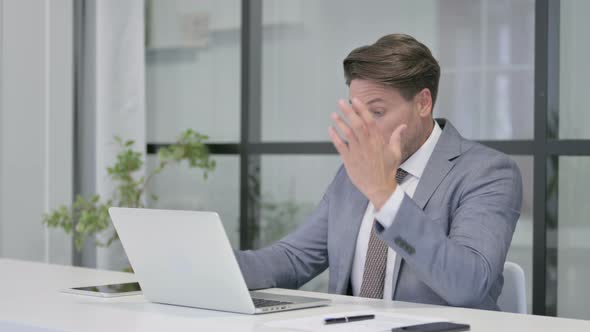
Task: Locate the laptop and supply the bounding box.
[108,207,331,314]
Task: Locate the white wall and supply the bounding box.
[147,0,534,143]
[556,0,590,320]
[560,0,590,139]
[261,0,438,142]
[79,0,146,271]
[146,0,241,143]
[146,0,438,144]
[0,0,73,264]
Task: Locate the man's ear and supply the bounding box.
[416,88,433,118]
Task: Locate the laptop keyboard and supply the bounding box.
[252,298,294,308]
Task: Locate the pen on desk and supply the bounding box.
[324,314,375,325]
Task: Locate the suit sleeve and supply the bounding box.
[375,156,522,307]
[233,167,343,290]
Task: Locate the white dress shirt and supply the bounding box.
[350,121,442,299]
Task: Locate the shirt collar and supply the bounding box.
[399,120,442,180]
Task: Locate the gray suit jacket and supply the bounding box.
[234,119,522,310]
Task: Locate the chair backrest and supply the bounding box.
[498,261,527,314]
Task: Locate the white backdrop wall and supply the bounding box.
[87,0,146,270]
[0,0,73,264]
[556,0,590,320]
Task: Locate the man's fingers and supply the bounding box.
[338,100,368,140]
[389,124,407,157]
[331,112,359,147]
[329,126,349,157]
[351,98,377,131]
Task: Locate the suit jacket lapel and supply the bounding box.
[391,119,463,297]
[334,182,368,294]
[411,119,462,210]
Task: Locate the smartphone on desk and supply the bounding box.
[61,282,142,298]
[392,322,470,332]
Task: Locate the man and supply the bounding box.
[234,34,522,310]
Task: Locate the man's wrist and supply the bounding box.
[370,183,397,211]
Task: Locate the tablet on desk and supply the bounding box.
[61,282,142,298]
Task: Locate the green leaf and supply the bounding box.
[43,130,216,255]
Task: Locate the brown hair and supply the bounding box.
[343,34,441,108]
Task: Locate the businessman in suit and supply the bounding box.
[234,34,523,310]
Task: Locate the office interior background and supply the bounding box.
[0,0,589,320]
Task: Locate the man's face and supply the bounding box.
[348,79,432,163]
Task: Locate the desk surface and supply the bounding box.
[1,258,588,331]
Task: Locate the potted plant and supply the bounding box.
[43,129,215,252]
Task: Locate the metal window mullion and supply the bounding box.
[532,0,549,316]
[240,0,262,250]
[533,0,561,316]
[545,0,561,317]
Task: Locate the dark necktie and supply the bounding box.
[359,168,408,299]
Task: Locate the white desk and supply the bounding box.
[1,258,588,331]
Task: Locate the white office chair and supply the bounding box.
[498,261,527,314]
